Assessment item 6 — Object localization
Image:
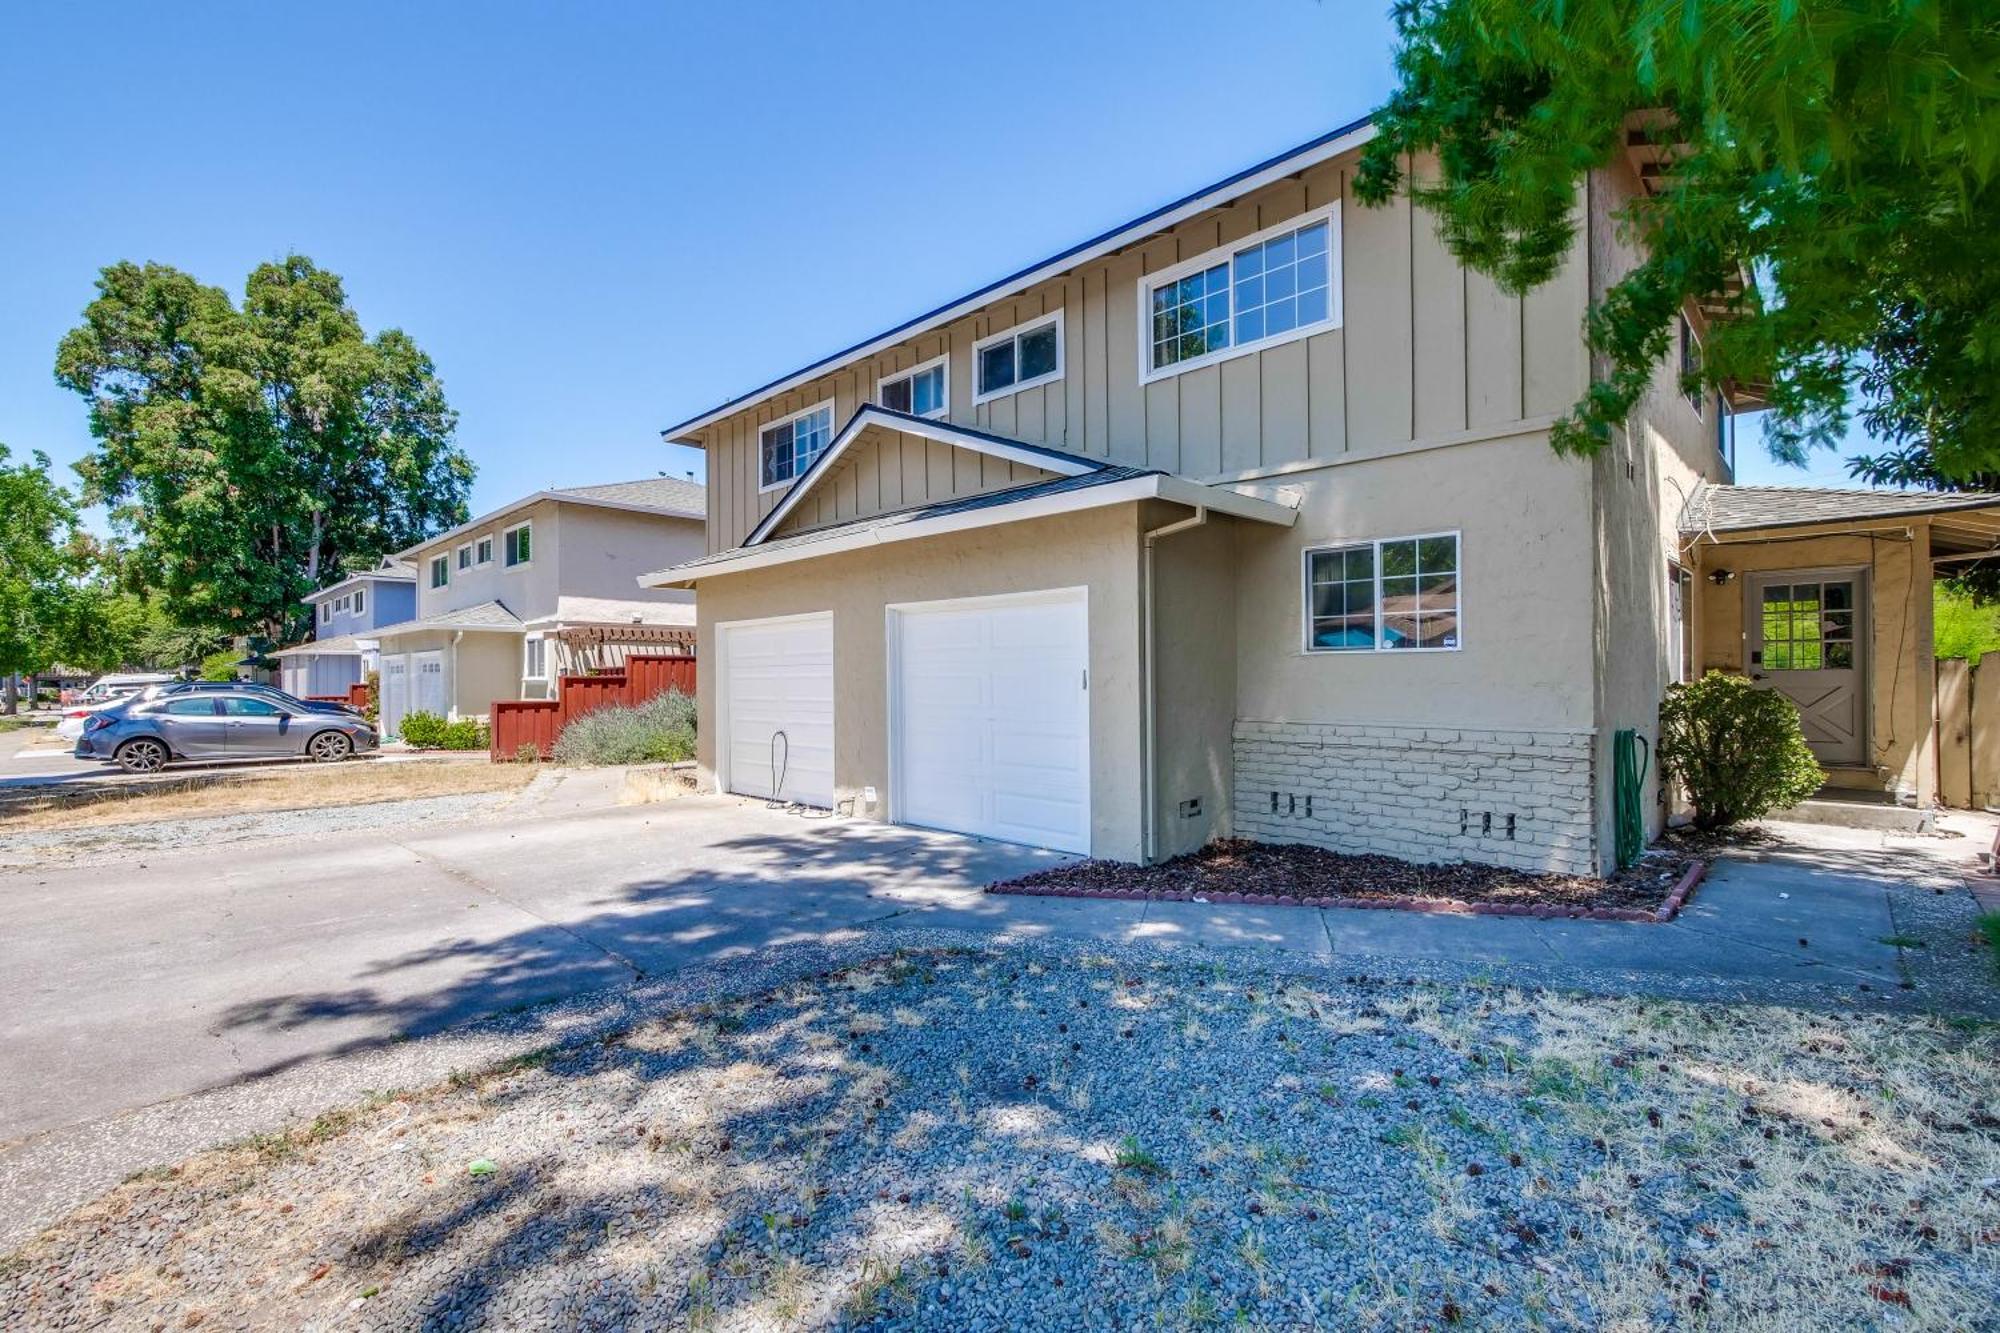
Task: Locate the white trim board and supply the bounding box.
[744,405,1100,547]
[659,118,1378,442]
[647,471,1295,588]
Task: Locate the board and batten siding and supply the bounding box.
[697,150,1589,553]
[769,425,1060,539]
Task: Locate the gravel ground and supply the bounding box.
[0,786,540,868]
[995,837,1697,913]
[5,941,1994,1332]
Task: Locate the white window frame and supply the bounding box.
[875,354,950,419]
[456,542,473,571]
[972,310,1065,405]
[429,555,449,589]
[353,587,365,616]
[502,520,533,569]
[523,634,547,682]
[320,602,332,624]
[756,398,837,494]
[1138,204,1343,386]
[474,535,493,566]
[1300,529,1463,655]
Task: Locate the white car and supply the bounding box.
[55,675,176,741]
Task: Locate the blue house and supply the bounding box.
[270,557,419,699]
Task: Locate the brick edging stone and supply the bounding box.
[986,859,1709,925]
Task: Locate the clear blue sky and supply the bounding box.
[0,0,1857,526]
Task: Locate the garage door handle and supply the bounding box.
[1082,669,1088,690]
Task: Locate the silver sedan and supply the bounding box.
[73,690,380,773]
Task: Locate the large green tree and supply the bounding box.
[1357,0,2000,482]
[0,446,102,711]
[55,256,475,641]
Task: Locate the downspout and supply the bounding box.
[1142,506,1208,864]
[450,631,464,721]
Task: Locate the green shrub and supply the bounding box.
[439,718,488,750]
[398,710,446,747]
[362,669,379,723]
[514,741,543,763]
[1658,671,1824,830]
[199,649,240,682]
[551,690,696,766]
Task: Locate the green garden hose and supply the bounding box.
[1613,728,1650,871]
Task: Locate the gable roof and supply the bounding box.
[554,476,706,513]
[397,476,705,559]
[370,600,526,637]
[642,466,1297,589]
[304,557,417,604]
[745,405,1101,546]
[659,115,1377,444]
[1680,482,2000,535]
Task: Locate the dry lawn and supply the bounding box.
[0,761,535,833]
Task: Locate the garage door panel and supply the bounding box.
[721,616,834,808]
[893,590,1090,855]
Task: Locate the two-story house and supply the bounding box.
[272,558,417,699]
[373,477,705,738]
[643,117,1984,873]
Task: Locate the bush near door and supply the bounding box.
[1659,671,1824,829]
[397,711,488,751]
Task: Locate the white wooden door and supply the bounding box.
[380,655,410,738]
[719,614,835,808]
[891,588,1090,854]
[1748,572,1866,767]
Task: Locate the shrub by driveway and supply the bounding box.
[4,943,1994,1331]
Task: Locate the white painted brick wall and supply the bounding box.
[1231,719,1598,875]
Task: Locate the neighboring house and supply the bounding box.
[642,116,1987,873]
[270,558,417,698]
[372,478,705,738]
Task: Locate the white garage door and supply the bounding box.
[892,588,1090,854]
[380,655,409,738]
[413,651,447,717]
[720,614,835,808]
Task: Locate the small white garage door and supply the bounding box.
[413,651,447,717]
[892,588,1090,854]
[720,614,835,808]
[380,655,410,738]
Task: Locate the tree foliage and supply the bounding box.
[55,256,475,641]
[1658,671,1824,829]
[1358,0,2000,477]
[0,445,105,694]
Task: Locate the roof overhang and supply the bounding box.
[305,569,414,603]
[641,473,1297,589]
[394,492,704,562]
[745,405,1101,546]
[659,116,1377,443]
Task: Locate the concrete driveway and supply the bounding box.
[2,788,1993,1253]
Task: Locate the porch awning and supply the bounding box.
[1681,482,2000,564]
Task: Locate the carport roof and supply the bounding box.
[369,600,526,637]
[1680,482,2000,534]
[640,465,1297,588]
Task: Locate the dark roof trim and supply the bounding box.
[659,114,1376,443]
[743,404,1101,547]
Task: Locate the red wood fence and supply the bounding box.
[489,654,696,761]
[347,682,370,709]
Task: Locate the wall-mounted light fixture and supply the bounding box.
[1707,568,1736,586]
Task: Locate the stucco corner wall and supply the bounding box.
[692,505,1147,861]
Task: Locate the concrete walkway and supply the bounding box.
[1,788,1994,1253]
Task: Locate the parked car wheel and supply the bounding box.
[306,731,353,763]
[115,738,170,774]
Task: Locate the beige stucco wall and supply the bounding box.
[405,500,704,622]
[1148,508,1241,858]
[1689,525,1935,802]
[1583,158,1737,862]
[691,505,1148,860]
[372,628,524,722]
[694,147,1589,552]
[1233,429,1598,734]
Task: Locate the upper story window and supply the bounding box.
[456,543,473,571]
[320,602,332,624]
[1142,207,1340,383]
[973,313,1062,403]
[429,555,449,589]
[758,401,835,492]
[503,521,532,568]
[475,536,493,566]
[1304,532,1460,653]
[1679,314,1705,417]
[352,588,364,616]
[878,355,948,418]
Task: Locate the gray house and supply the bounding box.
[271,558,418,699]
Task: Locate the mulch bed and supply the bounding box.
[989,837,1708,922]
